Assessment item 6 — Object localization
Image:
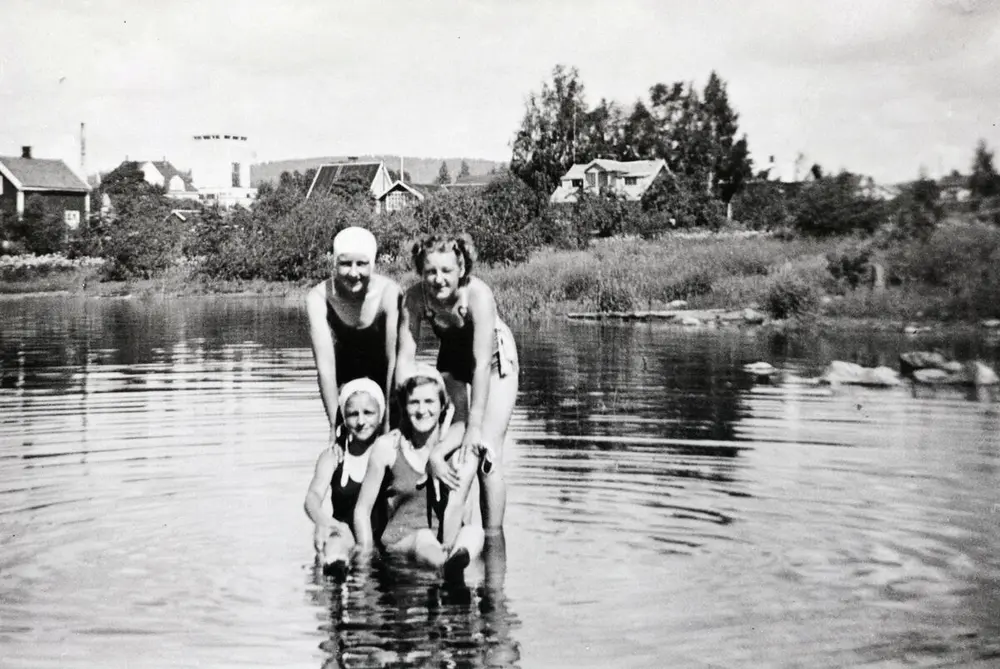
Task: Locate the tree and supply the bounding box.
[7,195,67,254]
[458,160,470,179]
[790,171,888,236]
[510,64,590,195]
[388,168,412,183]
[969,139,1000,200]
[435,161,452,185]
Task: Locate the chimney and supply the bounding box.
[21,146,32,159]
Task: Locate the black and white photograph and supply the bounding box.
[2,1,1000,667]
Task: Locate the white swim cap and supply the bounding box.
[338,377,385,423]
[332,226,377,264]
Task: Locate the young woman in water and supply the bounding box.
[304,378,387,576]
[396,233,518,536]
[353,365,484,575]
[306,226,402,453]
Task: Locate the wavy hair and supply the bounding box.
[410,233,477,284]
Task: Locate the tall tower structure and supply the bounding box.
[187,133,256,206]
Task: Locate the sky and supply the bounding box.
[1,0,998,183]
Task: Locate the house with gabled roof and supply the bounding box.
[549,158,669,204]
[136,160,199,200]
[0,147,90,229]
[306,159,393,200]
[375,181,448,213]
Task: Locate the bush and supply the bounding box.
[6,196,68,255]
[571,191,631,238]
[826,244,873,293]
[765,274,819,319]
[731,181,791,230]
[640,173,726,233]
[790,172,889,236]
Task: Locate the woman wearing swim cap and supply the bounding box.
[306,226,402,459]
[303,378,387,577]
[396,233,518,538]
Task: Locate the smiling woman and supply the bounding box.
[306,227,402,458]
[396,233,519,541]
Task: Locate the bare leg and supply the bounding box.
[478,370,517,532]
[387,528,448,568]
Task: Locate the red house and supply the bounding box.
[0,147,90,229]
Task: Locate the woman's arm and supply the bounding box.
[304,449,336,553]
[462,279,498,449]
[381,279,402,432]
[306,283,340,449]
[353,438,393,555]
[394,286,421,388]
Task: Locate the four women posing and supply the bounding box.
[305,227,518,578]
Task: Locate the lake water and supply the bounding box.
[2,295,1000,668]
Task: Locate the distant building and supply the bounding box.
[135,160,199,200]
[0,146,90,228]
[938,172,971,202]
[549,159,669,204]
[447,172,503,190]
[375,181,447,213]
[188,134,258,207]
[306,160,393,200]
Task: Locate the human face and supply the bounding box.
[421,250,463,303]
[404,381,443,436]
[333,252,372,295]
[343,392,380,443]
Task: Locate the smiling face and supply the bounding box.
[421,250,463,303]
[333,252,372,296]
[342,392,381,443]
[404,381,443,436]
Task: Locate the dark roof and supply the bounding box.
[411,183,447,197]
[308,162,382,197]
[452,172,500,186]
[150,160,197,192]
[0,156,90,191]
[939,173,969,189]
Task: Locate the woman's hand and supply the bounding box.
[328,426,343,464]
[428,447,461,491]
[460,424,484,460]
[313,522,331,554]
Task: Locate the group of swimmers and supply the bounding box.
[303,226,518,579]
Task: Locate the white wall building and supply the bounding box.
[187,134,257,207]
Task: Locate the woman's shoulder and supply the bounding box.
[371,431,402,464]
[306,279,330,309]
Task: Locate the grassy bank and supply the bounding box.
[3,222,999,325]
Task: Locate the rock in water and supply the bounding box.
[820,361,900,387]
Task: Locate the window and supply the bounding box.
[586,172,596,187]
[571,179,583,188]
[231,162,242,188]
[625,177,638,186]
[64,210,80,229]
[386,191,408,212]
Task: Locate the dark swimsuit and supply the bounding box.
[331,454,388,538]
[423,289,506,384]
[326,279,388,390]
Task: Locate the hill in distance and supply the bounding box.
[250,155,508,187]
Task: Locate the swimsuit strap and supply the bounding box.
[422,283,470,327]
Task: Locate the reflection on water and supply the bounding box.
[2,296,1000,667]
[308,535,518,668]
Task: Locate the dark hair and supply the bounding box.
[397,375,450,437]
[410,233,477,283]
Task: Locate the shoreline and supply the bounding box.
[3,280,999,339]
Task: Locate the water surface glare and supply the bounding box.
[2,296,1000,668]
